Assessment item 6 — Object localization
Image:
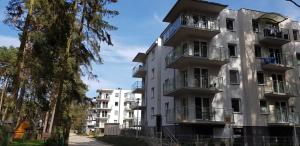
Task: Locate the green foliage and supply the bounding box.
[11,140,45,146]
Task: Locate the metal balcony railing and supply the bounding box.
[261,54,294,68]
[162,14,219,44]
[261,28,290,40]
[97,95,110,101]
[267,111,300,125]
[132,81,144,90]
[165,46,228,67]
[163,75,223,95]
[132,64,145,75]
[263,80,298,97]
[166,107,233,124]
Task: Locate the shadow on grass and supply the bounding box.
[96,136,148,146]
[11,140,45,146]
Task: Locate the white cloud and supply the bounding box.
[101,40,148,63]
[0,35,20,47]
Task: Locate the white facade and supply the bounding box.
[85,89,141,136]
[132,0,300,145]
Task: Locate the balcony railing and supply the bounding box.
[165,46,228,68]
[267,111,300,125]
[97,96,110,101]
[166,107,233,124]
[259,28,291,45]
[263,80,298,98]
[163,75,223,96]
[261,55,294,72]
[124,97,136,102]
[161,14,220,46]
[132,64,146,78]
[132,81,144,93]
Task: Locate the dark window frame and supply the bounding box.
[226,18,235,31]
[231,98,241,113]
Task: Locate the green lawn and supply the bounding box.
[96,136,149,146]
[11,140,45,146]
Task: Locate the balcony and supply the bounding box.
[132,81,144,94]
[165,46,228,69]
[261,56,294,72]
[166,107,233,125]
[267,112,300,126]
[124,106,132,111]
[124,116,134,120]
[97,96,110,101]
[259,28,291,46]
[263,81,297,98]
[132,64,146,78]
[163,75,223,96]
[162,15,220,46]
[130,102,146,110]
[132,53,146,63]
[96,105,112,110]
[124,97,135,102]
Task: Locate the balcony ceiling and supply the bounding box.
[258,12,287,24]
[163,0,227,23]
[132,53,146,62]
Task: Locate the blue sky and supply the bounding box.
[0,0,300,98]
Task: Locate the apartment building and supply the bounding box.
[132,0,300,145]
[85,89,141,136]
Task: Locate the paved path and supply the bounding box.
[68,133,112,146]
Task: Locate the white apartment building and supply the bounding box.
[132,0,300,145]
[85,89,141,136]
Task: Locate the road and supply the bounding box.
[68,133,112,146]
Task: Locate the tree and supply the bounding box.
[286,0,300,7]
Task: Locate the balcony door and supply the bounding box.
[181,97,188,121]
[195,97,210,120]
[194,68,208,88]
[271,74,284,93]
[275,101,288,123]
[193,41,207,58]
[269,48,282,64]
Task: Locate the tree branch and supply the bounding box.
[286,0,300,8]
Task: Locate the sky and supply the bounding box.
[0,0,300,98]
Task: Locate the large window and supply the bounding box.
[252,20,259,33]
[297,53,300,65]
[231,98,241,113]
[115,102,118,106]
[226,18,235,31]
[228,44,237,57]
[230,70,240,84]
[257,72,264,85]
[259,100,268,114]
[151,87,154,98]
[151,68,155,79]
[293,29,299,41]
[255,45,261,58]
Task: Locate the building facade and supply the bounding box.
[85,89,141,136]
[132,0,300,145]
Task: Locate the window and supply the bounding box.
[230,70,240,84]
[165,102,169,113]
[102,102,108,108]
[252,20,259,32]
[129,111,134,117]
[151,107,154,117]
[151,87,154,98]
[151,48,155,60]
[151,68,155,79]
[114,120,118,123]
[297,53,300,65]
[257,72,264,85]
[115,102,118,106]
[259,100,268,114]
[293,29,299,41]
[228,44,237,57]
[231,98,240,113]
[102,111,108,117]
[226,18,235,31]
[124,93,128,97]
[254,45,261,58]
[115,93,119,97]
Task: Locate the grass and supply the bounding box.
[96,136,149,146]
[11,140,45,146]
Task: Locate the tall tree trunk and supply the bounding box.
[48,79,64,135]
[0,79,8,115]
[42,111,49,133]
[11,0,35,130]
